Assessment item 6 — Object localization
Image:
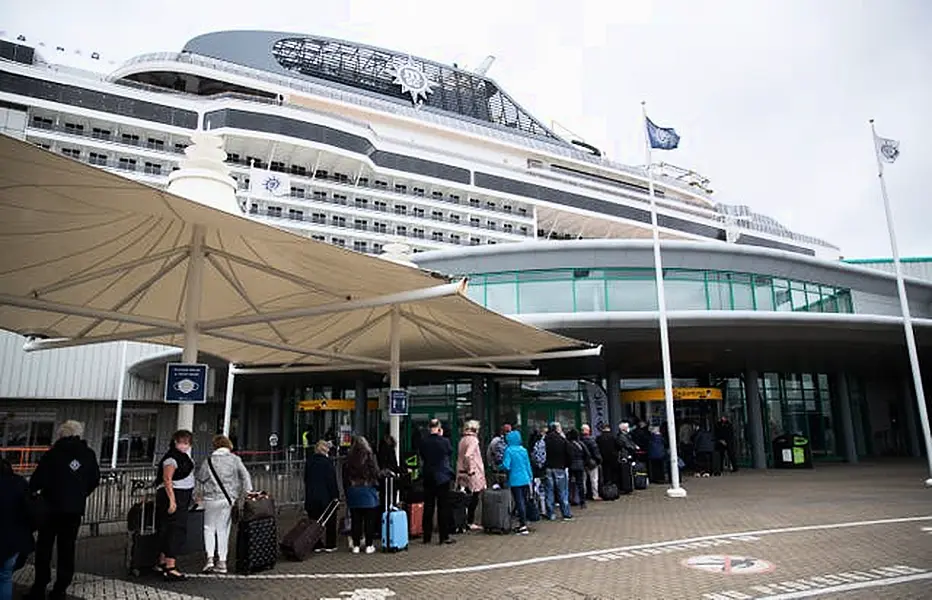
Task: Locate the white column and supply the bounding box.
[389,306,402,465]
[642,102,685,498]
[166,133,238,433]
[177,224,205,432]
[110,341,129,469]
[223,363,236,437]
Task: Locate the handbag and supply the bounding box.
[206,455,239,523]
[240,491,275,522]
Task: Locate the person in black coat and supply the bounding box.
[596,424,619,489]
[26,420,100,600]
[418,419,455,544]
[1,457,34,600]
[304,440,340,552]
[714,416,739,473]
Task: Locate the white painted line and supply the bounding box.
[188,514,932,581]
[753,572,932,599]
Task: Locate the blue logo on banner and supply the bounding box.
[389,389,408,416]
[165,363,208,404]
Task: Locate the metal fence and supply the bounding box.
[79,450,315,536]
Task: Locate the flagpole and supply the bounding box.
[642,101,686,498]
[870,119,932,487]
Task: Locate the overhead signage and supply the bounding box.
[389,389,408,416]
[621,387,723,403]
[164,363,208,404]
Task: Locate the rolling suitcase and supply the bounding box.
[126,498,159,577]
[618,457,634,495]
[634,462,649,490]
[406,501,425,538]
[280,499,339,561]
[235,515,278,574]
[381,476,409,552]
[448,488,470,532]
[481,487,513,533]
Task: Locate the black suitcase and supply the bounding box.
[235,515,278,574]
[633,462,649,490]
[618,458,634,495]
[126,499,159,577]
[448,489,469,533]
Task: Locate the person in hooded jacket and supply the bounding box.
[26,420,100,600]
[1,457,34,600]
[647,426,667,484]
[499,430,533,535]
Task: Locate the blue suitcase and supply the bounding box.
[381,476,408,552]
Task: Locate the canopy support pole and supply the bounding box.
[390,305,401,465]
[110,341,129,470]
[178,225,205,433]
[223,363,236,437]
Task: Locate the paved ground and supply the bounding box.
[14,459,932,599]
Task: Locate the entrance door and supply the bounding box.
[402,406,458,465]
[519,403,581,441]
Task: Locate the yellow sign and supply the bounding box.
[297,399,379,412]
[620,387,723,403]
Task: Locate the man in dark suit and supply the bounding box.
[417,419,455,545]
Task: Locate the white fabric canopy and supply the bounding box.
[0,135,589,370]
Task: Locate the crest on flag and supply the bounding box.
[249,168,291,197]
[875,136,900,163]
[646,117,680,150]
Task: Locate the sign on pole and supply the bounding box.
[389,389,408,416]
[164,363,208,404]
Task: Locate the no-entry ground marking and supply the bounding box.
[684,555,776,575]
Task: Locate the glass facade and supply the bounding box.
[464,268,854,314]
[725,372,840,466]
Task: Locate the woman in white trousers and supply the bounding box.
[196,435,253,574]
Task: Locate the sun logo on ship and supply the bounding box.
[386,57,435,106]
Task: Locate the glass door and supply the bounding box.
[519,403,581,441]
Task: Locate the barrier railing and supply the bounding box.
[0,446,50,474]
[79,453,317,535]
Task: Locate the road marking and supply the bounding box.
[320,589,396,600]
[921,526,932,534]
[13,565,208,600]
[704,565,929,599]
[589,536,762,562]
[753,572,932,599]
[187,514,932,580]
[684,555,775,575]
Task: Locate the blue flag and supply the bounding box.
[646,117,680,150]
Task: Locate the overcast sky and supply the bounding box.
[5,0,930,258]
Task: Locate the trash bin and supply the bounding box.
[771,433,813,469]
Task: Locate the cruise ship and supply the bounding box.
[0,30,838,258]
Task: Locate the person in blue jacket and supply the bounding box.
[500,430,533,535]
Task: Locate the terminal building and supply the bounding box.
[0,30,929,469]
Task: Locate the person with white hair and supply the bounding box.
[26,420,100,600]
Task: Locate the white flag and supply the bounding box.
[874,135,900,164]
[249,168,291,197]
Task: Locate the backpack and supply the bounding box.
[532,438,547,469]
